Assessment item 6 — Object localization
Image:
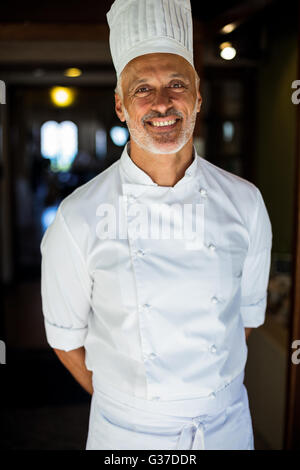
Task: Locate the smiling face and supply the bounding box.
[114,53,202,155]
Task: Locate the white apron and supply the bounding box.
[86,370,254,450]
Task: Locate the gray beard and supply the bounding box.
[123,99,198,155]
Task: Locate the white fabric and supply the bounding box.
[85,370,255,450]
[106,0,194,78]
[40,142,272,401]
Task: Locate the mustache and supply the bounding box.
[142,108,184,123]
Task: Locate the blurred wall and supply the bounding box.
[255,27,297,254]
[245,21,298,449]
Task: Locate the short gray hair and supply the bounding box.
[114,73,123,99]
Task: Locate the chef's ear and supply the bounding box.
[197,91,202,113]
[115,92,126,122]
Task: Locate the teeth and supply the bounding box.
[151,119,176,127]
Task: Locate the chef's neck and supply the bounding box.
[127,138,194,187]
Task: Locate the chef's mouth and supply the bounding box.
[145,118,182,130]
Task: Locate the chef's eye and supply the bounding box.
[169,81,187,91]
[136,87,151,94]
[171,82,184,88]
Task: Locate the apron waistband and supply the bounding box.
[92,370,245,418]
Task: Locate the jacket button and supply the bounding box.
[211,296,219,304]
[210,344,217,353]
[199,188,207,197]
[143,303,151,311]
[208,243,216,251]
[148,352,157,360]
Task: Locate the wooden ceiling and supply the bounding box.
[0,0,296,84]
[0,0,288,40]
[0,1,243,24]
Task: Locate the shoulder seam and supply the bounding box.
[199,156,257,188]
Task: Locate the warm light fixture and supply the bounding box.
[220,23,236,34]
[220,42,236,60]
[50,86,75,107]
[64,67,82,78]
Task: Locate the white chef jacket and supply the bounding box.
[40,142,272,402]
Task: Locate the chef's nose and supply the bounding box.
[151,87,173,114]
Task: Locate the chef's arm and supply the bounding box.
[53,346,93,395]
[245,328,252,341]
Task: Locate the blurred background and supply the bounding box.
[0,0,300,450]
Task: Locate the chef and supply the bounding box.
[40,0,272,450]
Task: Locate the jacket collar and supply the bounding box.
[119,141,199,188]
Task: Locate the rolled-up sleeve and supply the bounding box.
[240,187,273,328]
[40,204,92,351]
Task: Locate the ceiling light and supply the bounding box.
[50,86,75,107]
[220,23,236,34]
[220,42,236,60]
[64,68,82,78]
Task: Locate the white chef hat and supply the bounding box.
[106,0,194,79]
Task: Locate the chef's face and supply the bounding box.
[115,53,202,154]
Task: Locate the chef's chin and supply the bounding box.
[148,140,187,155]
[132,136,187,155]
[132,128,193,155]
